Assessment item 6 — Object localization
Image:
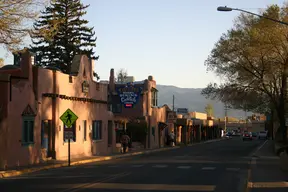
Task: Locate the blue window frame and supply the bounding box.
[22,117,34,145]
[92,120,102,140]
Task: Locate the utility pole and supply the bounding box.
[224,103,228,132]
[172,95,175,112]
[245,107,247,131]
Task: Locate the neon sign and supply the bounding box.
[116,83,142,108]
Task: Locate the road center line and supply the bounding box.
[59,172,130,192]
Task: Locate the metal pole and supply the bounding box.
[68,137,71,166]
[224,104,228,132]
[172,95,175,112]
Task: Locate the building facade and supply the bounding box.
[0,49,115,169]
[108,69,171,149]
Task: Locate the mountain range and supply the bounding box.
[156,85,252,119]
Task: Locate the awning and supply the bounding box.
[158,122,168,130]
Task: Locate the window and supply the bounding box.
[63,122,76,142]
[92,120,102,140]
[112,103,122,113]
[83,120,87,141]
[151,89,158,107]
[22,117,34,145]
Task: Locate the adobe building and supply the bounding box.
[175,110,221,144]
[0,49,114,169]
[107,69,171,149]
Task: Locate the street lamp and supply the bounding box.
[217,6,288,26]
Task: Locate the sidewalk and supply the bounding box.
[248,140,288,192]
[0,137,224,178]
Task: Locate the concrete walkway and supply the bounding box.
[248,140,288,192]
[0,138,225,178]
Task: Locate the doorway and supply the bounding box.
[108,121,113,147]
[41,120,52,158]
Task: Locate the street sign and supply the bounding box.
[60,109,78,128]
[64,131,73,140]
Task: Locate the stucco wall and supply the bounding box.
[36,55,112,160]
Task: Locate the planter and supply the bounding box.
[115,143,122,153]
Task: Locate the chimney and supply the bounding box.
[91,59,95,78]
[109,68,115,91]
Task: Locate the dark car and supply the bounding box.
[252,132,258,138]
[225,132,232,139]
[243,131,252,141]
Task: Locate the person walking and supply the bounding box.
[169,131,175,147]
[120,132,130,153]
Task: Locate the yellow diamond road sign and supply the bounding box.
[60,109,78,128]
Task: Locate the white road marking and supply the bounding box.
[131,165,144,168]
[177,166,191,169]
[226,168,240,171]
[259,156,280,160]
[202,167,215,170]
[152,165,168,168]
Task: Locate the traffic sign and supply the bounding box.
[60,109,78,128]
[64,131,73,140]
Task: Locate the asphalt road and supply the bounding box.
[0,137,264,192]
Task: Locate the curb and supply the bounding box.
[0,138,222,178]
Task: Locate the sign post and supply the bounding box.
[60,109,78,166]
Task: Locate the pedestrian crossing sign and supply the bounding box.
[60,109,78,128]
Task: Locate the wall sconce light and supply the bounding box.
[59,125,61,131]
[79,125,81,131]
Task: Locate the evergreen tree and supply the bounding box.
[31,0,99,77]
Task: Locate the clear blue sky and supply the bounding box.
[0,0,285,88]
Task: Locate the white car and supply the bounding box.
[258,131,268,140]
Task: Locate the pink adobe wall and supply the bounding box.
[0,74,10,168]
[36,55,113,160]
[0,51,42,168]
[7,79,41,166]
[149,106,167,149]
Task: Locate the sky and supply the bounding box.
[0,0,286,88]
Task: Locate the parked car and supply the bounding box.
[258,131,268,140]
[243,131,252,141]
[252,132,258,139]
[226,132,232,139]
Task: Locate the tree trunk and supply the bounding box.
[276,96,287,143]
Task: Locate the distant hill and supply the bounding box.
[156,85,252,119]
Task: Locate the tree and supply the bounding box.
[116,68,128,83]
[30,0,99,78]
[201,4,288,142]
[204,103,214,117]
[0,58,4,67]
[0,0,45,51]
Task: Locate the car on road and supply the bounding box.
[225,132,232,139]
[242,131,252,141]
[252,132,258,139]
[258,131,268,140]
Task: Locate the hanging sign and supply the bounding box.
[116,82,143,108]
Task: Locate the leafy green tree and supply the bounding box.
[31,0,99,78]
[201,4,288,142]
[204,103,214,117]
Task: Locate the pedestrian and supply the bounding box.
[120,132,130,153]
[169,131,175,147]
